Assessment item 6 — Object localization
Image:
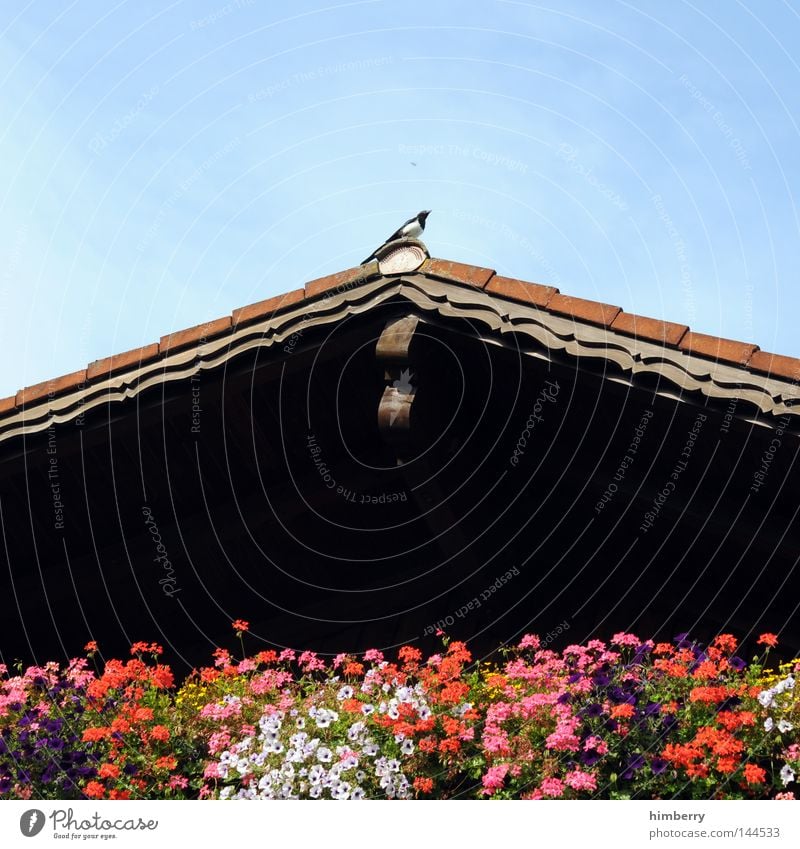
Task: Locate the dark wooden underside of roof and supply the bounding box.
[0,301,798,672]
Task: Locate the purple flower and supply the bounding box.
[0,777,11,793]
[581,751,601,766]
[728,656,746,671]
[609,687,636,705]
[583,703,604,718]
[593,672,611,687]
[651,758,668,775]
[661,715,678,733]
[644,702,662,716]
[622,754,646,779]
[567,673,582,684]
[557,692,571,705]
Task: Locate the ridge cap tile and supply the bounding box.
[87,343,161,381]
[610,312,689,347]
[484,275,558,308]
[232,288,305,327]
[422,257,495,288]
[678,330,759,366]
[747,350,800,383]
[159,315,232,353]
[16,368,89,408]
[305,262,379,299]
[547,292,621,328]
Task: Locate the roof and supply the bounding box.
[1,245,799,444]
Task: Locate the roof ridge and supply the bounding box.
[1,256,798,416]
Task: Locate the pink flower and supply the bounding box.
[539,777,565,798]
[363,649,384,663]
[168,775,189,789]
[298,651,325,672]
[333,653,348,668]
[775,792,796,800]
[278,649,296,662]
[208,731,231,754]
[545,716,581,752]
[237,659,256,673]
[213,649,231,668]
[611,632,641,648]
[203,763,222,779]
[482,764,509,795]
[564,770,597,792]
[518,634,540,650]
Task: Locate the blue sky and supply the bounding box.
[1,0,799,395]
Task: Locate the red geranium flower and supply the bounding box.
[743,764,766,784]
[757,633,778,648]
[83,781,105,799]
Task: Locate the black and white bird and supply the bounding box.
[361,210,431,264]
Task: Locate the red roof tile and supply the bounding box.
[160,316,232,354]
[748,350,800,383]
[422,258,495,288]
[678,331,758,367]
[548,293,621,328]
[87,343,161,381]
[485,275,557,307]
[611,312,688,347]
[233,288,305,327]
[305,263,377,299]
[1,252,799,420]
[16,369,88,408]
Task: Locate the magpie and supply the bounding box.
[361,210,431,264]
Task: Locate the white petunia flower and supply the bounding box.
[317,747,333,763]
[758,690,776,708]
[400,739,414,755]
[780,764,795,786]
[337,685,354,700]
[778,719,794,733]
[764,717,775,732]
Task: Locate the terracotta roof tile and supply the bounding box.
[548,293,621,327]
[233,288,305,327]
[611,312,688,347]
[748,350,800,383]
[423,258,495,288]
[305,263,378,299]
[485,275,557,307]
[87,343,161,381]
[4,254,800,421]
[160,316,232,354]
[678,331,758,367]
[16,369,88,407]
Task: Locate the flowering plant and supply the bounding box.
[1,626,797,800]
